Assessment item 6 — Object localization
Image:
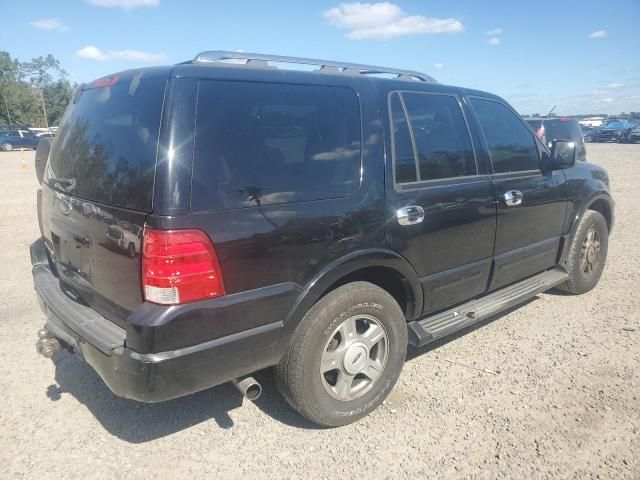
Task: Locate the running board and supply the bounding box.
[407,268,569,347]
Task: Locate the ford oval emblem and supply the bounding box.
[59,197,73,216]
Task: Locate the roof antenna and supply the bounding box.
[546,105,557,117]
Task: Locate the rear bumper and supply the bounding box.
[31,239,286,403]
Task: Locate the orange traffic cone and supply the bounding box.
[20,148,28,169]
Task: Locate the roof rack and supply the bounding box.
[192,50,437,83]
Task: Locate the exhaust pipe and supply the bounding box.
[36,327,60,359]
[232,376,262,401]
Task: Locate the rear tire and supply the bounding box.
[557,210,608,294]
[275,282,407,427]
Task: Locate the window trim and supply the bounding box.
[466,95,542,175]
[387,90,480,190]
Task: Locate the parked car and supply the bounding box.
[596,118,638,143]
[106,221,141,258]
[629,123,640,143]
[0,129,40,151]
[581,125,599,143]
[31,51,614,427]
[525,117,587,161]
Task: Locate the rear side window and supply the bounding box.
[389,93,417,183]
[389,91,476,184]
[47,71,166,211]
[471,98,540,173]
[192,81,361,211]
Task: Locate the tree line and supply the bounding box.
[0,51,75,128]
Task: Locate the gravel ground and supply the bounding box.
[1,143,639,479]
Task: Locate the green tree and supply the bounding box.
[22,54,68,128]
[0,51,75,128]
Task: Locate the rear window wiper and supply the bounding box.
[48,176,76,191]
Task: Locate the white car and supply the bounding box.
[106,222,141,258]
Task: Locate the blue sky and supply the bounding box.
[2,0,639,115]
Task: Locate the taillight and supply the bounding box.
[142,228,224,305]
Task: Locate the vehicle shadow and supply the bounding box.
[46,296,538,442]
[47,353,318,443]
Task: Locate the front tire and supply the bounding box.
[275,282,407,427]
[557,210,608,294]
[1,142,13,152]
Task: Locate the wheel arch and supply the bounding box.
[278,249,423,353]
[586,197,613,233]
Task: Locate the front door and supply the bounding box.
[384,91,497,314]
[468,97,569,290]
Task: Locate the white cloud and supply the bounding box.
[324,2,464,40]
[30,18,70,32]
[76,45,166,62]
[77,46,109,61]
[608,83,623,88]
[487,37,500,46]
[589,30,607,39]
[433,63,444,71]
[86,0,159,10]
[486,27,503,36]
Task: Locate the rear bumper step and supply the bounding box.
[408,267,569,347]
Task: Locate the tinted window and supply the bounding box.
[192,81,361,210]
[472,99,539,173]
[389,92,417,183]
[541,119,583,147]
[402,93,475,180]
[47,71,165,211]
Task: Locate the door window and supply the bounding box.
[389,92,476,184]
[471,98,540,173]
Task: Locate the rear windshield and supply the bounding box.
[527,119,583,146]
[191,80,361,211]
[543,119,583,142]
[46,71,166,211]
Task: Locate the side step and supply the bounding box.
[407,268,569,347]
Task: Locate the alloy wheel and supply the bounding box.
[580,225,601,277]
[320,314,389,401]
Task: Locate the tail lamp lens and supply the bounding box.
[142,228,224,305]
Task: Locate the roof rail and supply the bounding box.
[192,50,437,83]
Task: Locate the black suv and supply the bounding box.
[32,51,614,427]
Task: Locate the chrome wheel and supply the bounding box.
[580,226,601,277]
[320,314,389,401]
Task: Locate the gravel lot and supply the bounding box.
[1,143,639,479]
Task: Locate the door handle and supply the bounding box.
[397,206,425,226]
[503,190,523,207]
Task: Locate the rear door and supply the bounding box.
[41,69,167,325]
[384,91,497,314]
[468,97,569,290]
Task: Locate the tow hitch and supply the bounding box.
[36,327,60,359]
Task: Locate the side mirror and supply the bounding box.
[546,140,576,170]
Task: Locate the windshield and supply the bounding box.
[46,70,166,211]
